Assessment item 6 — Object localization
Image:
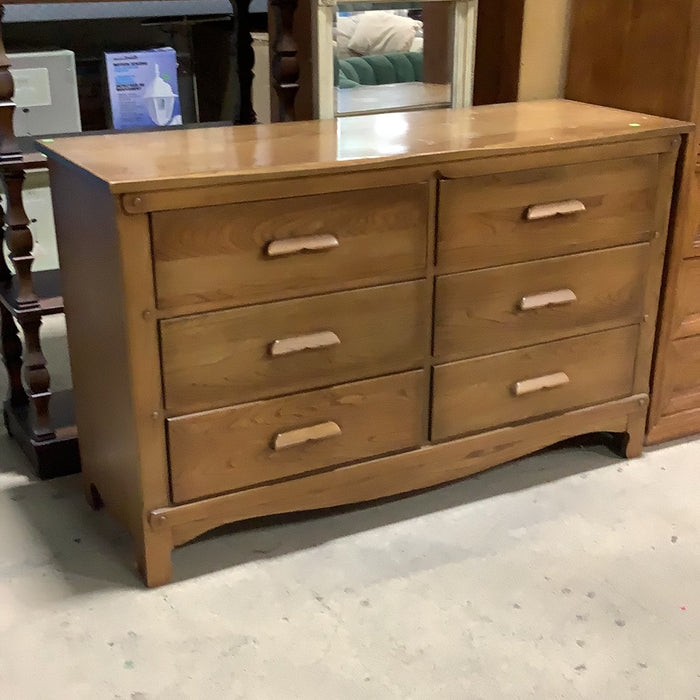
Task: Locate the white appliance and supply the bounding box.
[9,49,82,137]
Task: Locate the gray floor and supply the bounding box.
[1,316,699,699]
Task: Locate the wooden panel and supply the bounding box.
[662,335,700,416]
[160,281,428,413]
[48,159,172,585]
[671,258,700,338]
[434,245,647,360]
[646,406,700,445]
[646,142,698,439]
[689,169,700,256]
[37,101,688,193]
[153,183,428,310]
[566,4,700,442]
[431,326,638,440]
[567,0,699,121]
[168,371,424,503]
[437,155,658,272]
[472,0,525,105]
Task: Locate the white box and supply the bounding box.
[9,49,82,137]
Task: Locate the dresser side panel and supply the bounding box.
[48,161,165,540]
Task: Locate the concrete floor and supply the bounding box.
[1,316,699,699]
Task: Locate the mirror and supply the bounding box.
[315,0,477,119]
[333,4,454,116]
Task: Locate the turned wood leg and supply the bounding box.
[18,309,54,440]
[233,0,256,124]
[269,0,299,121]
[3,170,55,442]
[0,203,27,408]
[137,528,174,588]
[0,304,27,407]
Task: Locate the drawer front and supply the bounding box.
[662,335,700,416]
[153,184,429,310]
[161,281,428,412]
[437,155,658,272]
[434,244,647,361]
[431,326,638,441]
[168,371,424,502]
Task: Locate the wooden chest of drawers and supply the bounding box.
[40,101,689,586]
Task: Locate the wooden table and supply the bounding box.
[0,0,300,477]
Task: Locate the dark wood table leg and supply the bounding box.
[1,3,53,443]
[0,4,80,478]
[232,0,256,125]
[0,204,28,413]
[268,0,299,121]
[3,168,55,444]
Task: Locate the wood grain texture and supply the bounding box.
[153,183,428,310]
[160,281,428,413]
[434,245,647,361]
[567,0,699,121]
[437,155,658,272]
[41,100,684,585]
[36,101,689,193]
[122,139,674,216]
[631,146,680,397]
[472,0,525,105]
[47,162,169,543]
[671,258,700,339]
[647,406,700,445]
[151,395,646,549]
[566,0,700,444]
[431,326,638,441]
[646,140,700,437]
[685,159,700,257]
[168,371,424,503]
[658,335,700,416]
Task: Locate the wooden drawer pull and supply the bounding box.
[525,200,586,220]
[269,330,341,357]
[519,288,577,311]
[512,371,570,396]
[273,421,342,450]
[266,234,339,257]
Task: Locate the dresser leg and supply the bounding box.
[137,529,174,588]
[83,480,104,511]
[621,413,645,459]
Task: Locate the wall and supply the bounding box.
[518,0,572,100]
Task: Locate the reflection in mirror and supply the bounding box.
[333,3,455,116]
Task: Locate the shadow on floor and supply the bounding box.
[3,431,628,592]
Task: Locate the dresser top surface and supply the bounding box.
[38,100,690,193]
